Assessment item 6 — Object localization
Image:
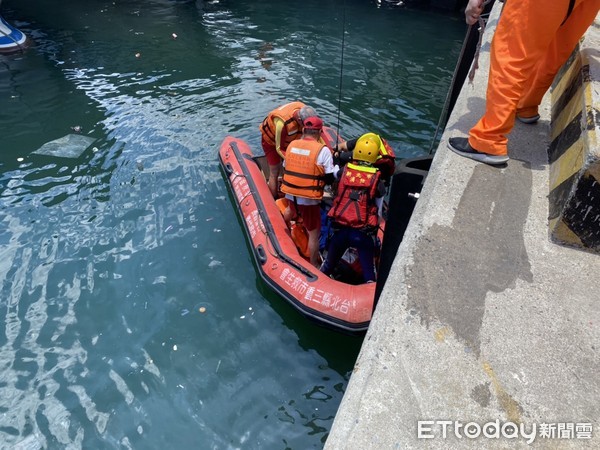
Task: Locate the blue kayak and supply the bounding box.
[0,14,28,53]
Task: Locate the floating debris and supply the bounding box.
[71,125,82,132]
[181,309,189,316]
[152,276,167,285]
[33,134,96,158]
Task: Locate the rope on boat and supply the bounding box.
[255,211,280,259]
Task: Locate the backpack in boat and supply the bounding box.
[328,163,380,231]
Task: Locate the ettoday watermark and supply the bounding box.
[417,420,593,444]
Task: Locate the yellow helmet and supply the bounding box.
[353,133,381,164]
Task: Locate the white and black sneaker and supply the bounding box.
[448,137,509,166]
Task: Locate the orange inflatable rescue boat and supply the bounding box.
[219,129,383,333]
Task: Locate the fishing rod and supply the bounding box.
[334,0,346,148]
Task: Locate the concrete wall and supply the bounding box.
[548,31,600,253]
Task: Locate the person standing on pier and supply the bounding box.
[449,0,600,166]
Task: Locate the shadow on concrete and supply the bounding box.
[405,162,533,357]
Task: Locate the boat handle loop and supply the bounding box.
[256,245,267,265]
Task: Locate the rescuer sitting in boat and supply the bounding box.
[320,134,387,283]
[332,132,396,184]
[280,116,337,268]
[259,102,318,197]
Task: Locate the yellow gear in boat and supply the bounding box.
[353,133,380,164]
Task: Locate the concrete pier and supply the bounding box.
[326,3,600,449]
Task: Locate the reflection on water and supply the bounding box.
[0,0,464,447]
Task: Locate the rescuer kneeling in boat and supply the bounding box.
[320,134,387,283]
[332,132,396,185]
[280,116,337,268]
[259,102,317,198]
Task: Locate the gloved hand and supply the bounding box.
[333,150,341,166]
[338,150,352,165]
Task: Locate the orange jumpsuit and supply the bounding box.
[469,0,600,156]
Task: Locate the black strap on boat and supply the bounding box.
[282,169,326,181]
[561,0,575,26]
[280,181,323,192]
[229,141,317,281]
[283,167,325,186]
[280,170,326,192]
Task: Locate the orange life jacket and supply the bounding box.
[328,163,380,230]
[280,138,326,200]
[259,101,305,152]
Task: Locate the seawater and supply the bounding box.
[0,0,465,448]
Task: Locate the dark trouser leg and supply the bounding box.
[349,230,376,282]
[320,229,348,276]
